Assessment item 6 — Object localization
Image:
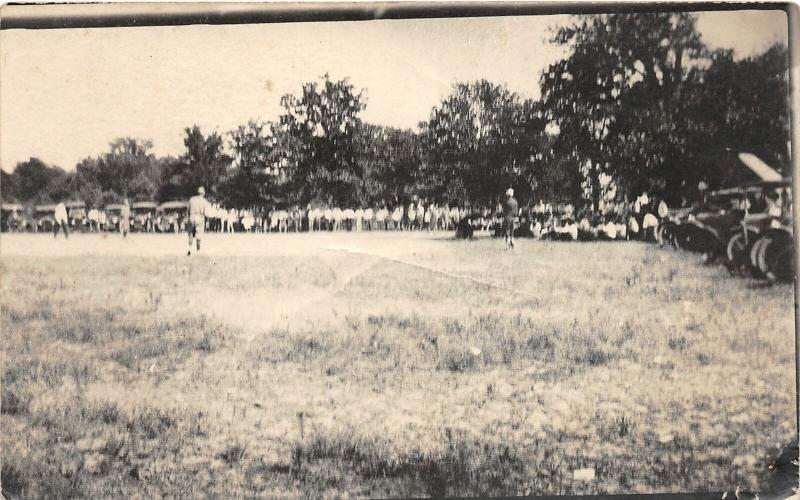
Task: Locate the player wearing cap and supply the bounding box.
[120,199,131,239]
[503,188,519,249]
[187,186,210,256]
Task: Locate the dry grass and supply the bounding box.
[0,232,795,497]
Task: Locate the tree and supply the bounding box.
[76,137,162,204]
[678,43,790,192]
[354,123,421,204]
[160,126,232,201]
[0,170,17,202]
[5,158,67,202]
[277,74,366,205]
[542,13,706,207]
[421,80,547,206]
[542,13,789,208]
[219,120,278,208]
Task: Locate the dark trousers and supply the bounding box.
[53,221,69,238]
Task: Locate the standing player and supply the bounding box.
[120,199,131,238]
[187,187,210,256]
[53,201,69,239]
[503,188,519,249]
[88,207,99,232]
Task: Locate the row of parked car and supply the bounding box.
[657,179,793,283]
[0,200,191,234]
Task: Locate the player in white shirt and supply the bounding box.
[450,205,460,227]
[242,210,255,232]
[187,187,211,255]
[205,203,217,231]
[615,220,627,240]
[363,207,373,231]
[87,208,99,232]
[441,203,451,230]
[307,206,317,232]
[375,206,386,230]
[429,204,439,231]
[628,215,640,240]
[53,201,69,239]
[642,212,659,241]
[329,207,339,231]
[343,208,355,231]
[278,209,288,233]
[98,210,107,232]
[323,207,332,231]
[269,210,279,232]
[227,208,237,233]
[354,207,364,231]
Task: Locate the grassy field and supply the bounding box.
[0,231,796,498]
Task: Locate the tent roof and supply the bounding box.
[738,153,783,182]
[158,200,189,209]
[131,201,157,209]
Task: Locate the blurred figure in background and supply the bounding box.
[98,209,107,233]
[503,188,518,249]
[187,186,210,256]
[364,206,374,231]
[88,207,99,232]
[642,211,659,242]
[306,205,316,232]
[53,201,69,239]
[227,208,238,233]
[355,206,364,231]
[120,199,131,239]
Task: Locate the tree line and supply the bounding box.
[1,13,790,211]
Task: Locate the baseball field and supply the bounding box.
[1,231,795,498]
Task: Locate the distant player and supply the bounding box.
[364,206,373,231]
[87,207,99,232]
[187,186,210,256]
[98,209,107,233]
[53,201,69,239]
[503,188,518,249]
[120,199,131,238]
[354,207,364,231]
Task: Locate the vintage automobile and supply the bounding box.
[655,207,693,247]
[724,179,791,275]
[747,218,793,283]
[1,203,26,232]
[746,180,793,282]
[66,200,88,232]
[104,204,126,232]
[667,152,786,260]
[670,186,756,261]
[132,201,157,232]
[34,204,57,232]
[156,201,189,233]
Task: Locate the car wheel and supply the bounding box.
[726,231,756,273]
[755,236,773,278]
[762,233,794,283]
[749,237,769,278]
[769,243,794,283]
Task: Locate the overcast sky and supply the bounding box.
[0,9,788,172]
